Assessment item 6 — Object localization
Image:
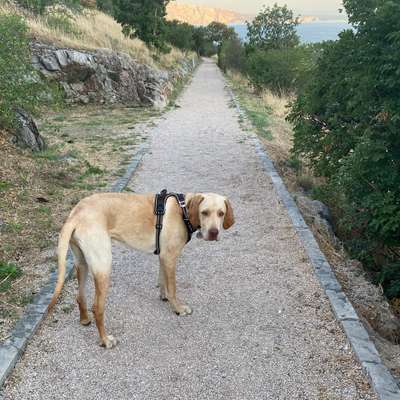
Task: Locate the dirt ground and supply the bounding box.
[0,105,159,341]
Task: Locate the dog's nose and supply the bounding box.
[208,228,219,240]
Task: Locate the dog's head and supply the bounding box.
[187,193,234,241]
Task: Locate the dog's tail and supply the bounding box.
[48,218,76,312]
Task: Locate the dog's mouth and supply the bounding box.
[197,231,219,241]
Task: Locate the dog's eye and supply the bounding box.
[218,211,225,217]
[201,210,209,216]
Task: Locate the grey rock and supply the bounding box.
[31,42,197,108]
[13,108,46,152]
[295,194,338,246]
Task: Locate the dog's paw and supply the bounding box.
[101,335,118,349]
[174,304,192,316]
[159,289,168,302]
[80,317,91,326]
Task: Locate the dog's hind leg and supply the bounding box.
[71,242,91,326]
[92,271,117,349]
[75,228,117,349]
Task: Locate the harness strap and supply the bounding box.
[153,190,195,255]
[154,189,168,255]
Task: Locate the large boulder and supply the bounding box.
[295,194,339,247]
[30,42,195,108]
[13,108,46,152]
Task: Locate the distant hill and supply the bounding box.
[166,2,320,25]
[166,2,251,25]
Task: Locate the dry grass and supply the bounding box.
[0,2,188,69]
[227,71,297,182]
[0,105,158,341]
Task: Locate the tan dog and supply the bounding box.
[48,192,234,348]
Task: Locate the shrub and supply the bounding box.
[0,15,46,129]
[288,0,400,298]
[218,37,245,73]
[164,20,195,51]
[246,46,314,94]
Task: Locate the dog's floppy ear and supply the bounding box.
[187,195,204,229]
[223,199,234,230]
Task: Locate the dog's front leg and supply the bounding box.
[159,254,192,316]
[157,263,168,301]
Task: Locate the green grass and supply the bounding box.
[0,261,22,293]
[79,161,105,181]
[33,148,60,161]
[227,76,274,141]
[0,181,12,192]
[3,222,23,233]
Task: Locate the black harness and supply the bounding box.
[153,189,195,255]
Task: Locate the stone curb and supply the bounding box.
[0,142,149,388]
[226,85,400,400]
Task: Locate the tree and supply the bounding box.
[193,26,217,56]
[288,0,400,298]
[206,21,237,49]
[246,3,300,51]
[114,0,171,50]
[218,37,245,72]
[96,0,116,16]
[164,20,195,51]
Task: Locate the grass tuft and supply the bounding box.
[0,261,22,293]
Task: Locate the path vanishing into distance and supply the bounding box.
[2,60,377,399]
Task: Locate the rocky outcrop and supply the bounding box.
[13,108,46,152]
[295,194,340,248]
[31,42,196,108]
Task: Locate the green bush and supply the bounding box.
[0,15,46,129]
[246,46,314,94]
[0,14,61,130]
[164,20,195,51]
[288,0,400,298]
[218,37,245,73]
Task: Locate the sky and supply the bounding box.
[175,0,345,18]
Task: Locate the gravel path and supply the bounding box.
[2,60,377,399]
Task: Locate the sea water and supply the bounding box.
[233,21,352,43]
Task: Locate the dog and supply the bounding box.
[48,192,234,348]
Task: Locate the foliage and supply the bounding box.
[0,15,49,129]
[113,0,171,51]
[193,26,216,56]
[246,46,314,94]
[246,3,300,52]
[0,261,22,292]
[288,0,400,298]
[165,20,195,51]
[218,36,245,72]
[205,21,237,49]
[96,0,115,16]
[14,0,81,14]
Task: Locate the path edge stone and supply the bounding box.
[0,142,149,389]
[226,84,400,400]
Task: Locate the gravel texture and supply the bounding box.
[2,60,377,400]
